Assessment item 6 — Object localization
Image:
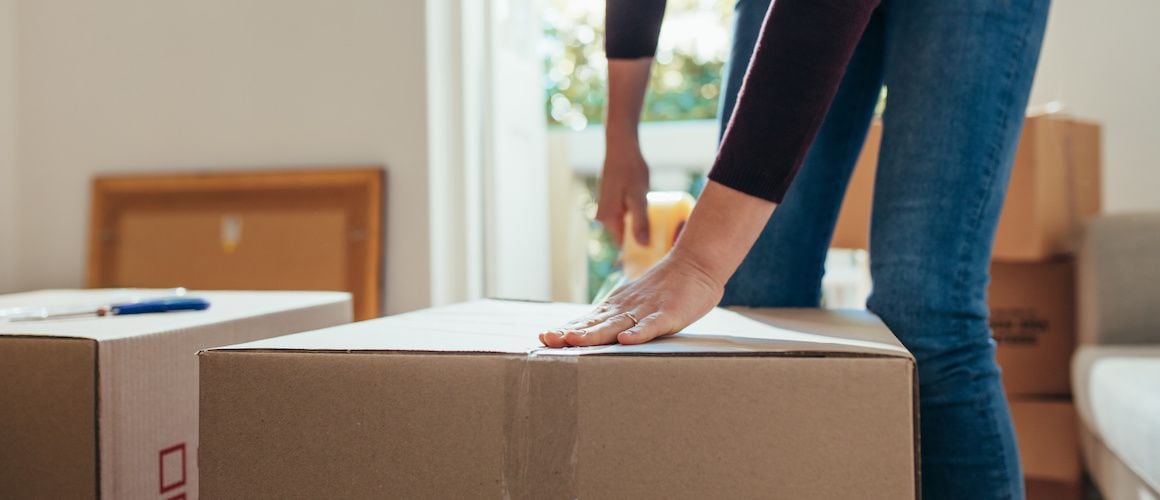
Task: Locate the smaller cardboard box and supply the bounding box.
[830,114,1101,261]
[1010,399,1082,494]
[990,260,1076,396]
[201,300,919,499]
[0,289,352,500]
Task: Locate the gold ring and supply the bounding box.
[624,312,639,326]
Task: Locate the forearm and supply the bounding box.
[671,181,776,286]
[605,59,652,150]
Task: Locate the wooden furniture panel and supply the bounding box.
[88,168,384,320]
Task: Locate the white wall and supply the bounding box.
[0,0,15,293]
[11,0,433,313]
[1029,0,1160,213]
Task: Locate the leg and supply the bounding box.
[867,0,1051,498]
[718,0,887,307]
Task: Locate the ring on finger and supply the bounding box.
[623,312,639,327]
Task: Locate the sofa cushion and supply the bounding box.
[1073,345,1160,493]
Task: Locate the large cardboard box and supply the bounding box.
[201,300,919,499]
[990,260,1076,396]
[0,289,352,500]
[831,114,1101,260]
[1011,400,1082,499]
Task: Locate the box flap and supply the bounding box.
[211,299,911,359]
[0,289,351,342]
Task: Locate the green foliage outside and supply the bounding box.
[542,0,732,130]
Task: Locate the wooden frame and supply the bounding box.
[88,167,385,320]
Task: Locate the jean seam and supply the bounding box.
[952,3,1039,498]
[952,2,1034,306]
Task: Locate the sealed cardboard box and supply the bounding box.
[1011,399,1082,498]
[830,114,1101,260]
[0,289,351,500]
[201,300,919,499]
[990,260,1076,396]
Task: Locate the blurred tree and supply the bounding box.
[543,0,731,130]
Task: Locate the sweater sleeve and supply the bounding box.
[709,0,880,203]
[604,0,667,59]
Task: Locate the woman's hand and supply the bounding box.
[541,181,778,348]
[596,146,651,247]
[539,254,724,347]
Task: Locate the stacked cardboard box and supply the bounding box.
[0,289,352,499]
[830,113,1102,498]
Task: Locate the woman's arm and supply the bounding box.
[596,1,667,246]
[543,0,881,347]
[598,59,654,246]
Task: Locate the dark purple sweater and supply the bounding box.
[606,0,880,203]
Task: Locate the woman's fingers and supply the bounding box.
[596,204,626,247]
[563,312,641,347]
[540,302,628,348]
[560,305,615,330]
[538,329,569,347]
[626,195,651,246]
[617,312,672,345]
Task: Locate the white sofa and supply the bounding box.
[1073,213,1160,499]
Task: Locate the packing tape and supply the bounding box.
[502,352,579,499]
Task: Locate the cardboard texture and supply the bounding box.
[990,259,1076,396]
[0,289,352,500]
[1010,399,1082,484]
[830,115,1102,260]
[200,300,918,499]
[1025,479,1083,500]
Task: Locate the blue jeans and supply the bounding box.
[716,0,1050,498]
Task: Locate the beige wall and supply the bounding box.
[10,0,433,313]
[1029,0,1160,213]
[0,0,15,292]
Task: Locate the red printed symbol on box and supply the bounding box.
[159,442,187,494]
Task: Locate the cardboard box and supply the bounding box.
[990,260,1076,396]
[830,118,881,251]
[1010,400,1082,484]
[201,300,919,499]
[831,114,1101,260]
[0,289,352,500]
[1026,479,1083,500]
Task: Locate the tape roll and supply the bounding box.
[621,191,695,281]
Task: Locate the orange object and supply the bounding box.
[621,192,695,280]
[87,168,385,320]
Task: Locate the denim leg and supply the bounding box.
[718,0,886,307]
[866,0,1051,498]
